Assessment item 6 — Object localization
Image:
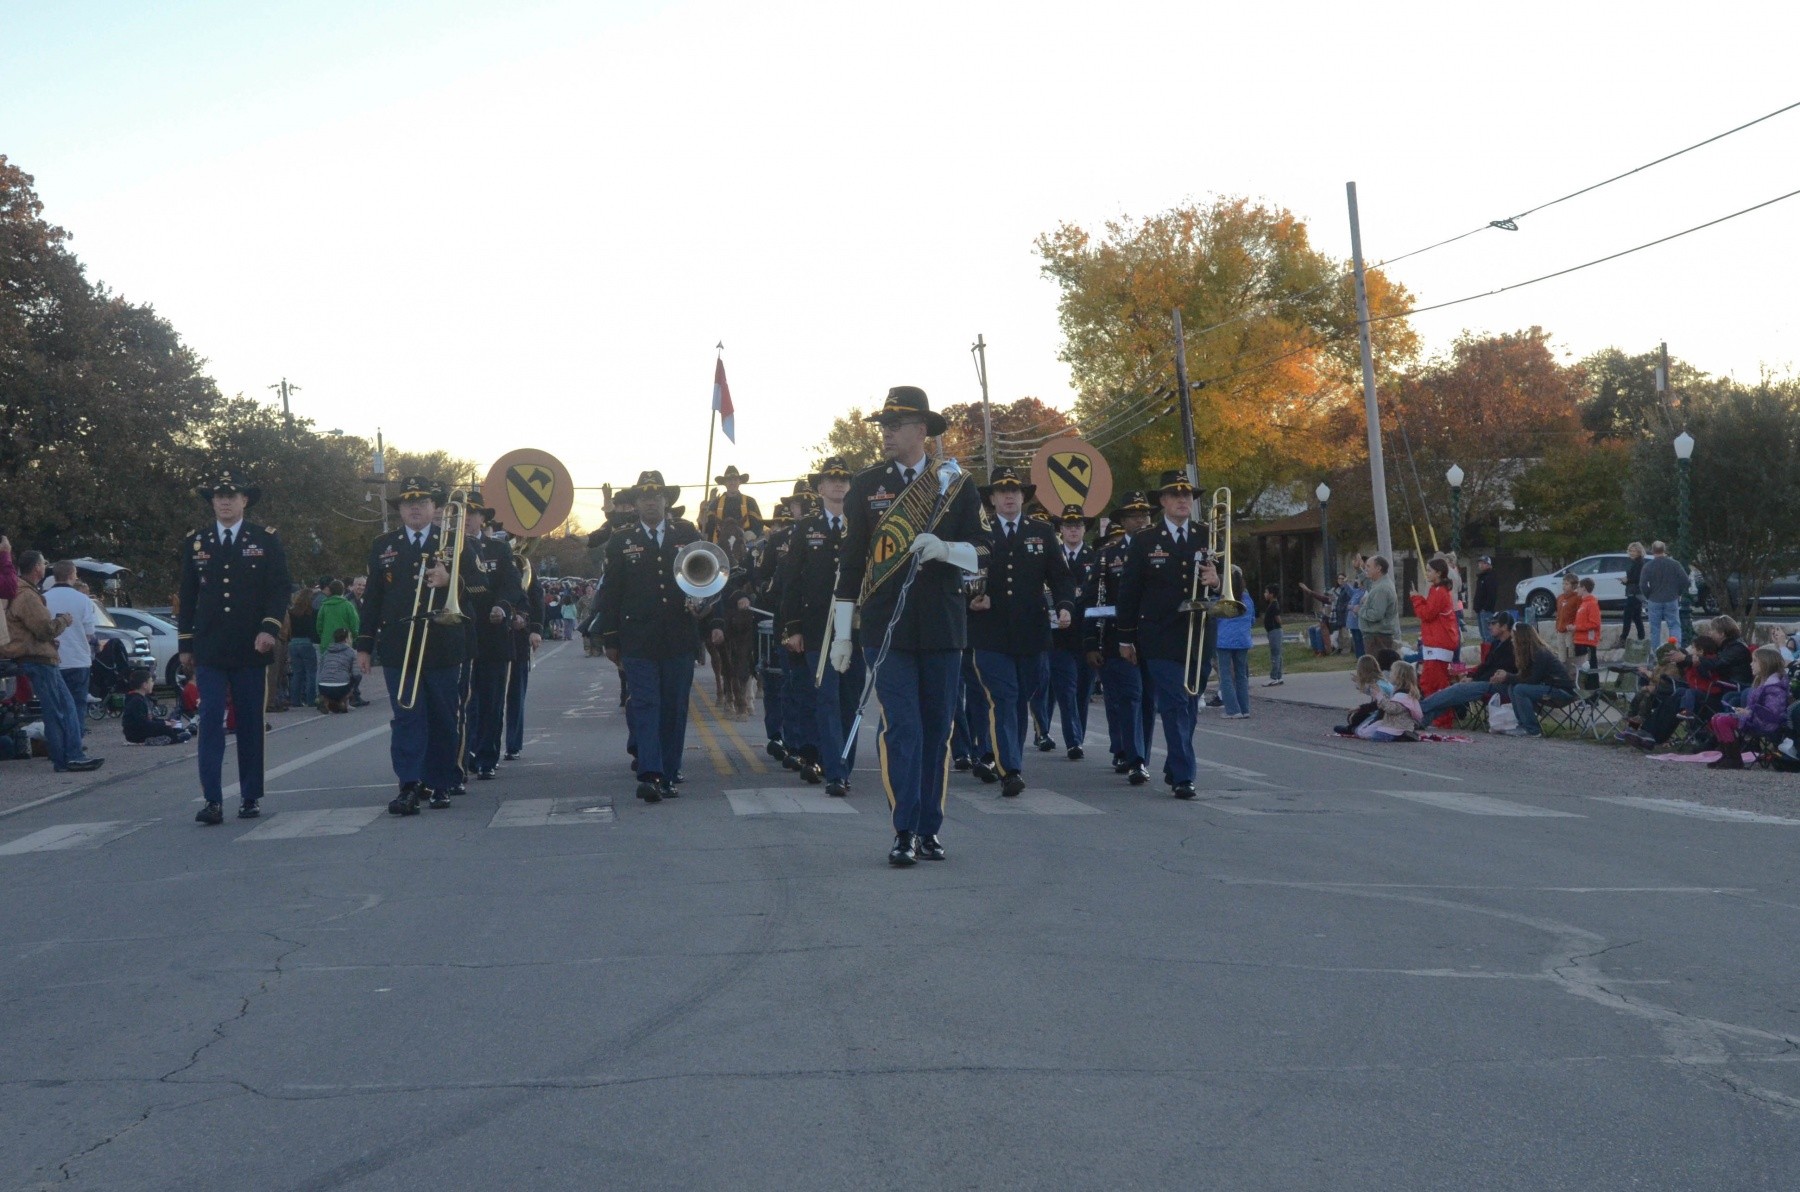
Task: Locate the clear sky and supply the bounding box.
[6,0,1796,527]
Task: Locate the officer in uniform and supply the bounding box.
[831,386,984,865]
[967,467,1075,797]
[178,469,292,824]
[357,476,486,815]
[502,541,545,761]
[1115,471,1219,799]
[1046,503,1099,759]
[700,464,764,541]
[756,483,816,770]
[1025,504,1059,753]
[459,490,521,781]
[598,470,724,803]
[779,456,861,796]
[1087,491,1153,784]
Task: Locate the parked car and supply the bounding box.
[107,608,183,687]
[1514,553,1705,620]
[1722,572,1800,615]
[92,606,157,682]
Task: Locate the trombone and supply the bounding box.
[1183,486,1245,694]
[396,494,469,709]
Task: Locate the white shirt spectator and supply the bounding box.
[43,583,99,669]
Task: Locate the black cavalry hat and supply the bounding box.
[1155,470,1196,499]
[865,385,948,437]
[463,488,497,519]
[1055,502,1090,525]
[388,475,445,506]
[628,469,680,503]
[1110,489,1154,517]
[714,464,750,485]
[979,465,1036,502]
[197,468,261,506]
[809,455,854,489]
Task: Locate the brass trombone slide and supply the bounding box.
[1183,487,1245,695]
[396,495,469,709]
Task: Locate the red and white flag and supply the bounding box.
[712,358,736,443]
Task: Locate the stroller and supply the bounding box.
[86,637,134,720]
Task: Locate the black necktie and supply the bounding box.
[1175,528,1185,547]
[830,516,841,534]
[221,529,233,550]
[1005,522,1015,543]
[412,532,423,550]
[903,467,916,487]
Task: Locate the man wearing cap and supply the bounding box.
[178,470,292,823]
[460,491,522,782]
[358,476,485,815]
[1116,471,1219,799]
[1047,503,1099,760]
[1472,554,1499,647]
[1087,492,1153,784]
[598,470,724,803]
[966,468,1075,796]
[780,456,861,796]
[831,386,984,865]
[701,464,764,542]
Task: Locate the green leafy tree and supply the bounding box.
[812,406,884,471]
[1508,441,1635,561]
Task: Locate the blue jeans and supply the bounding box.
[288,640,318,706]
[622,655,695,781]
[382,664,460,791]
[1101,655,1145,764]
[1476,610,1495,645]
[21,661,86,768]
[1349,627,1365,658]
[806,648,864,781]
[971,650,1039,776]
[1145,659,1199,784]
[1217,648,1250,715]
[1266,630,1284,681]
[197,664,270,802]
[60,665,91,747]
[1645,600,1682,647]
[867,647,960,836]
[1417,680,1494,722]
[1509,683,1566,735]
[1047,647,1092,749]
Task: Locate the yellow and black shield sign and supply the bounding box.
[1030,437,1113,518]
[483,449,575,539]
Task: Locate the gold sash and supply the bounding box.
[858,460,964,605]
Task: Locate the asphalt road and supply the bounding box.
[4,642,1798,1191]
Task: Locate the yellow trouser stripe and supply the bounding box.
[969,653,1011,777]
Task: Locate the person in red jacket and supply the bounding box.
[1410,557,1459,728]
[1572,577,1603,671]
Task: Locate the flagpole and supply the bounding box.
[702,341,722,532]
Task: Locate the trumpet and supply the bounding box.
[673,540,730,614]
[396,495,468,710]
[1182,487,1243,694]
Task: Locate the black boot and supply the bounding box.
[915,834,946,861]
[428,787,451,809]
[195,802,224,826]
[888,831,917,866]
[388,782,422,816]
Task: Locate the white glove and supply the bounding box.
[829,599,856,672]
[908,533,948,563]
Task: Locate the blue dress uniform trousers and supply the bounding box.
[196,665,269,805]
[806,648,864,782]
[952,651,988,761]
[1030,656,1052,739]
[781,650,817,759]
[1101,655,1145,764]
[1047,647,1092,749]
[762,657,786,743]
[623,655,694,780]
[971,650,1039,777]
[1145,659,1198,785]
[1138,656,1158,756]
[504,658,529,755]
[467,658,509,771]
[867,646,960,837]
[383,665,462,791]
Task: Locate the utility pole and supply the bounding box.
[364,428,389,534]
[269,377,300,442]
[1172,309,1199,488]
[1346,182,1394,562]
[972,334,994,478]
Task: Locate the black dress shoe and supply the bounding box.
[503,751,519,761]
[671,771,685,784]
[825,779,848,797]
[630,756,638,772]
[973,759,1000,784]
[477,768,496,780]
[1034,734,1056,752]
[782,754,802,771]
[888,832,917,866]
[428,788,451,809]
[766,739,787,761]
[1001,773,1026,797]
[1067,746,1084,760]
[953,755,973,772]
[1111,754,1128,773]
[916,834,946,861]
[659,779,680,799]
[1173,782,1198,799]
[1128,764,1150,786]
[237,801,261,819]
[445,783,467,797]
[388,783,421,816]
[637,779,663,803]
[195,802,224,825]
[799,761,823,784]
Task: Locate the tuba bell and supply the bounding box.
[673,540,731,607]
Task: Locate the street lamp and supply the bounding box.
[1445,464,1464,561]
[1315,482,1332,582]
[1673,430,1695,642]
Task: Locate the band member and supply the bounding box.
[754,503,793,760]
[598,470,724,803]
[779,456,861,796]
[357,476,485,815]
[757,483,817,770]
[967,468,1075,797]
[177,470,292,824]
[1047,503,1098,759]
[502,545,545,761]
[1087,491,1153,784]
[1115,471,1219,799]
[1024,504,1059,752]
[460,491,521,781]
[832,387,983,864]
[700,464,764,541]
[585,488,638,550]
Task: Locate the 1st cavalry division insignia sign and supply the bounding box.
[1029,437,1113,519]
[483,448,576,538]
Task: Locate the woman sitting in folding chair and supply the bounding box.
[1491,623,1574,738]
[1702,646,1789,769]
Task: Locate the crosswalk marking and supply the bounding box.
[1382,790,1582,818]
[237,808,384,841]
[0,821,153,854]
[954,790,1102,816]
[1590,797,1800,825]
[725,790,859,815]
[489,798,617,827]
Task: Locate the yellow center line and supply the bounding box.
[692,681,769,774]
[687,696,734,776]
